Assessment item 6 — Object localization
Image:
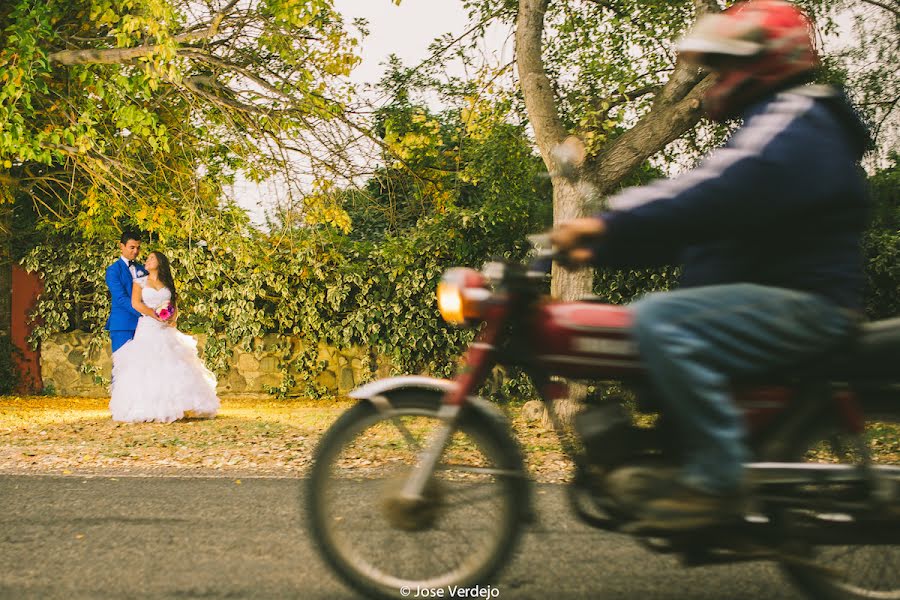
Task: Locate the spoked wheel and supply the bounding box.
[775,419,900,600]
[306,390,528,600]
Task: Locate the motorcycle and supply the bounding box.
[306,249,900,600]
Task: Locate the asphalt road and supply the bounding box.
[0,475,806,600]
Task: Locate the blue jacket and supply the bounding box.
[105,259,147,331]
[592,85,870,310]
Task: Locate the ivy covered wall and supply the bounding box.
[41,331,391,398]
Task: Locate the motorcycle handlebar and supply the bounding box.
[525,232,580,275]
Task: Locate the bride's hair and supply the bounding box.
[150,251,178,308]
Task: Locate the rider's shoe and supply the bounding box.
[624,481,745,533]
[603,464,679,507]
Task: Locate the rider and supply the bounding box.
[551,0,871,530]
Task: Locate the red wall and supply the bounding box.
[11,265,42,393]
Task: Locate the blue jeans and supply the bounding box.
[632,284,856,494]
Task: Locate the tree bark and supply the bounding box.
[516,0,593,302]
[0,206,11,342]
[516,0,592,424]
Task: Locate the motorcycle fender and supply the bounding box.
[348,375,535,524]
[348,375,456,400]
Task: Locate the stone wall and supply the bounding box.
[40,331,392,398]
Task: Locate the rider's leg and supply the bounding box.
[629,283,855,527]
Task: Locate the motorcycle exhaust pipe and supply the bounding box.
[746,462,900,486]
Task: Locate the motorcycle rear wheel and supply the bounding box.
[776,418,900,600]
[305,389,528,600]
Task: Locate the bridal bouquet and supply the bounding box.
[156,301,175,321]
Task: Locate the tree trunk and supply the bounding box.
[550,182,594,300]
[516,0,592,424]
[516,0,594,302]
[0,206,11,342]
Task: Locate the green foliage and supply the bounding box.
[593,265,679,305]
[863,155,900,319]
[13,0,896,403]
[0,0,361,236]
[22,83,552,397]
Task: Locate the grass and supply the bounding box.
[0,396,895,481]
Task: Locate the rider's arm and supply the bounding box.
[552,216,683,269]
[589,93,864,267]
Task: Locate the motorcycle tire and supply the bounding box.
[775,414,900,600]
[305,388,529,600]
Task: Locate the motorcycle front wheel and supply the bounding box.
[776,417,900,600]
[305,389,528,600]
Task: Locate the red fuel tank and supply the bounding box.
[530,301,643,379]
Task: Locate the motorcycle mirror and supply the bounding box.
[527,233,552,252]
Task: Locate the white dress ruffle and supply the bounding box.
[109,284,219,423]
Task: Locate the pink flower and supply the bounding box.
[156,301,175,321]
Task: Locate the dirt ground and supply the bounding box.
[3,395,896,482]
[0,396,575,482]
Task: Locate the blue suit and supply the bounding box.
[105,259,147,352]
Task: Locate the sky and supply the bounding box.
[333,0,474,85]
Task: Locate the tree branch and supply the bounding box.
[516,0,566,167]
[594,83,663,113]
[579,0,721,194]
[182,76,270,115]
[585,73,715,197]
[860,0,900,18]
[48,0,240,66]
[177,48,291,102]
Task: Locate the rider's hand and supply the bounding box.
[550,217,606,267]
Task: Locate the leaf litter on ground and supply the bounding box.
[0,396,895,482]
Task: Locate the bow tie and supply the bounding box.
[127,260,134,267]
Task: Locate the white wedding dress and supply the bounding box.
[109,281,220,423]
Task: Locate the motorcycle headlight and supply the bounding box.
[437,268,490,326]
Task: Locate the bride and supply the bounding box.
[109,251,220,423]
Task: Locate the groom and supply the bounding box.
[105,230,148,353]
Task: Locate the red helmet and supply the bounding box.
[678,0,819,121]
